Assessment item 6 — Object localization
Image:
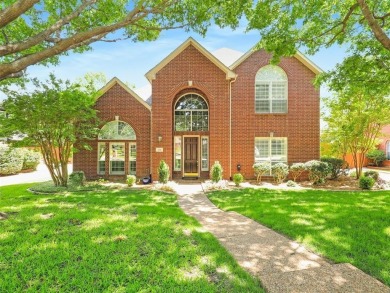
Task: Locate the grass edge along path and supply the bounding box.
[208,188,390,287]
[0,184,263,292]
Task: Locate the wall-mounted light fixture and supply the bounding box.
[157,134,163,142]
[115,115,119,121]
[270,131,274,137]
[237,163,241,171]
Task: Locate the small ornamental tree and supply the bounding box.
[158,160,170,184]
[289,163,305,182]
[210,161,223,183]
[366,150,386,167]
[0,74,99,187]
[253,162,271,183]
[272,163,289,184]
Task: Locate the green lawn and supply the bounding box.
[0,184,262,292]
[208,188,390,286]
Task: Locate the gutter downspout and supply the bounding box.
[229,76,237,180]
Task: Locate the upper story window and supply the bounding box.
[98,121,136,140]
[174,94,208,131]
[255,65,288,113]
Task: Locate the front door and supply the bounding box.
[184,137,198,176]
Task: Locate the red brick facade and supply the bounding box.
[73,82,151,180]
[73,38,320,181]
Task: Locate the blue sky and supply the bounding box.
[1,22,347,101]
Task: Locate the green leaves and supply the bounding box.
[0,0,249,80]
[0,73,99,186]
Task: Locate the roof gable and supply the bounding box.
[145,37,237,82]
[230,47,323,75]
[96,77,151,111]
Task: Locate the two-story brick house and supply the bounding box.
[73,37,321,181]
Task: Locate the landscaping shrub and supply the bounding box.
[321,157,345,179]
[286,180,297,187]
[363,170,379,182]
[233,173,244,186]
[253,162,271,183]
[289,162,305,182]
[126,175,136,187]
[304,160,331,184]
[158,160,169,184]
[349,170,358,178]
[210,161,223,183]
[68,171,86,186]
[366,150,386,167]
[272,163,289,184]
[22,149,41,170]
[359,176,375,190]
[0,146,24,175]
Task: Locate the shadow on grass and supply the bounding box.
[0,184,262,292]
[208,188,390,286]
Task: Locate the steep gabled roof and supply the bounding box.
[96,77,151,111]
[230,47,323,75]
[145,37,237,82]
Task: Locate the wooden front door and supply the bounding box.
[184,137,198,176]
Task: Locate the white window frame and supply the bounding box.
[129,142,136,175]
[109,142,126,175]
[255,137,288,175]
[255,65,288,114]
[174,93,209,132]
[386,141,390,160]
[201,136,209,171]
[97,142,106,175]
[174,136,182,171]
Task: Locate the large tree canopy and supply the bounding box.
[247,0,390,93]
[0,0,250,81]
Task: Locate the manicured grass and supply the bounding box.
[0,184,262,292]
[208,188,390,286]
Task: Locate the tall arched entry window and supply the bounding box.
[174,93,208,131]
[173,93,209,178]
[97,120,137,176]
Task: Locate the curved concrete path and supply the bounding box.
[175,184,390,293]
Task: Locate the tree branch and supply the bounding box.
[357,0,390,50]
[0,0,97,57]
[0,6,149,80]
[326,3,359,45]
[0,0,39,29]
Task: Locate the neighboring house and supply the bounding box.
[73,37,321,180]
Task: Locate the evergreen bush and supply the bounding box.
[158,160,169,184]
[210,161,223,183]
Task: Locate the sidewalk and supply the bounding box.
[0,163,72,186]
[175,184,390,293]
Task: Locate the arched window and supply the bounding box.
[97,120,136,176]
[387,141,390,160]
[174,94,208,131]
[99,121,136,140]
[255,65,288,113]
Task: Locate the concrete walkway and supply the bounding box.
[175,184,390,293]
[0,163,72,186]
